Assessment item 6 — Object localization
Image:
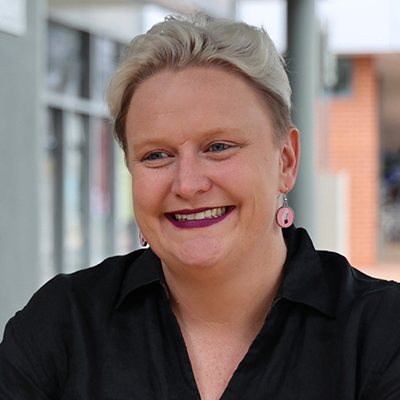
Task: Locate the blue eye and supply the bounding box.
[210,143,229,152]
[145,152,167,161]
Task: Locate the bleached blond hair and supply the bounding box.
[107,13,292,155]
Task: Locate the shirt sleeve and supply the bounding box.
[0,275,71,399]
[366,345,400,400]
[0,320,51,399]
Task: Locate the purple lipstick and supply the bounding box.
[166,206,234,229]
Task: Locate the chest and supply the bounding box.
[60,299,374,400]
[180,328,259,400]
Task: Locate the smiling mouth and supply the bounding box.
[170,206,230,221]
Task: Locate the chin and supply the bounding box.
[172,239,227,269]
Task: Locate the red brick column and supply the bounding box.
[329,56,380,266]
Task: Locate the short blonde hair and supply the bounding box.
[107,13,292,154]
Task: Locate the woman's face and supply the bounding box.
[125,67,298,271]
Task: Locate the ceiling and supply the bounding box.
[47,0,239,41]
[47,0,237,18]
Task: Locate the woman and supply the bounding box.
[1,13,400,400]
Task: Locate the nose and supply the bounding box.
[171,154,212,199]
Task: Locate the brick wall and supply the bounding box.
[328,56,380,266]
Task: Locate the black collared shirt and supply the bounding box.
[1,227,400,399]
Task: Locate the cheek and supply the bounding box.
[131,169,170,217]
[217,156,278,197]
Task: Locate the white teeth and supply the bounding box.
[175,207,227,221]
[195,212,205,220]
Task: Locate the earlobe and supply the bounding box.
[279,127,300,192]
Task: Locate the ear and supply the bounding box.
[278,127,300,192]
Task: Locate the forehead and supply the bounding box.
[126,67,275,145]
[131,67,261,110]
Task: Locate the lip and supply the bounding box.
[165,206,235,229]
[171,207,218,215]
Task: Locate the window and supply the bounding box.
[324,57,353,96]
[44,21,137,275]
[47,22,90,98]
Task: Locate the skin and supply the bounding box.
[125,67,300,400]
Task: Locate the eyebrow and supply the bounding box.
[131,127,247,148]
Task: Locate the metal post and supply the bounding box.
[286,0,317,238]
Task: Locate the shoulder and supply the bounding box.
[317,249,400,315]
[314,249,400,396]
[284,226,400,322]
[0,250,148,397]
[317,250,400,392]
[2,250,148,352]
[22,250,146,318]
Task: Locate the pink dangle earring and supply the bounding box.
[276,192,294,228]
[139,231,147,247]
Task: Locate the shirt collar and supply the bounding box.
[115,227,336,318]
[115,248,165,309]
[280,226,336,318]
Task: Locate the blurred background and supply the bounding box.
[1,0,400,333]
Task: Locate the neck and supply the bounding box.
[162,230,287,329]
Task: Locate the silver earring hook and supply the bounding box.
[282,193,288,208]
